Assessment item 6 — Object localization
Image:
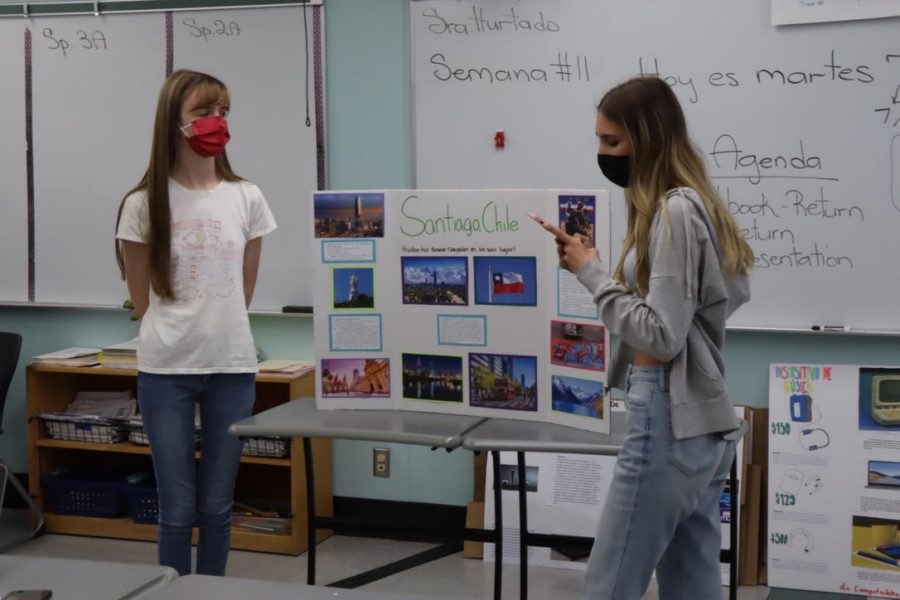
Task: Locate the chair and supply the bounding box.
[0,331,45,545]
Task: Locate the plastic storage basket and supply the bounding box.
[125,473,159,524]
[40,468,129,518]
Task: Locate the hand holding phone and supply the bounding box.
[527,211,598,273]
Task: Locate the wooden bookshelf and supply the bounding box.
[26,364,332,555]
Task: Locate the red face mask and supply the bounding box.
[181,115,230,157]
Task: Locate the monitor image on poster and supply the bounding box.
[872,376,900,426]
[868,460,900,489]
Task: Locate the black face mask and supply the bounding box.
[597,153,631,188]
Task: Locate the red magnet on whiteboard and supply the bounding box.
[494,131,506,149]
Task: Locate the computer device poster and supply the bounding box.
[311,189,611,433]
[768,364,900,597]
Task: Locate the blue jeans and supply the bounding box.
[580,366,735,600]
[137,372,255,576]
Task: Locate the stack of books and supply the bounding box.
[101,338,139,370]
[33,347,102,368]
[257,359,315,376]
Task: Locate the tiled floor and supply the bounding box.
[1,510,770,599]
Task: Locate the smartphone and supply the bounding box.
[2,591,53,600]
[526,211,547,225]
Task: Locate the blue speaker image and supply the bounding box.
[790,394,813,422]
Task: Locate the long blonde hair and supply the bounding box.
[115,69,241,301]
[599,77,753,296]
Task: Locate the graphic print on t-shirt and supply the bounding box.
[171,218,239,301]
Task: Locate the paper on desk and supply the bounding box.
[34,347,102,360]
[258,359,315,375]
[101,337,139,354]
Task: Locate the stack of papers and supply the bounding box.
[101,338,138,370]
[33,347,101,367]
[67,390,137,419]
[257,359,315,376]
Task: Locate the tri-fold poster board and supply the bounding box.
[311,189,612,433]
[769,363,900,597]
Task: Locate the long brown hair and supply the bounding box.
[598,76,753,296]
[115,69,241,301]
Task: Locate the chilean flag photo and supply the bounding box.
[474,256,537,306]
[492,271,525,295]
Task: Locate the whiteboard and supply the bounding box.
[411,0,900,331]
[32,13,164,306]
[0,19,28,303]
[2,5,322,311]
[173,6,320,311]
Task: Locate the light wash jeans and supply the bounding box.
[580,366,734,600]
[137,372,255,576]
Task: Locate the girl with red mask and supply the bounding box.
[114,69,276,576]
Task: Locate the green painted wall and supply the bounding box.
[3,0,900,508]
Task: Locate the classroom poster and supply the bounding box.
[482,450,616,570]
[768,363,900,598]
[311,189,612,433]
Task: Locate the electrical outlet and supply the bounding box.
[373,447,390,478]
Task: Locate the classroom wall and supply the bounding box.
[4,0,900,507]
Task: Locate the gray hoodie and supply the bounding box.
[576,187,750,439]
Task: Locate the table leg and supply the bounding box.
[492,450,503,600]
[303,437,316,585]
[730,455,739,600]
[517,451,528,600]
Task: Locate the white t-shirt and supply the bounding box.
[115,178,277,374]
